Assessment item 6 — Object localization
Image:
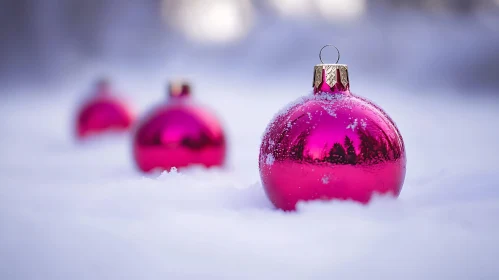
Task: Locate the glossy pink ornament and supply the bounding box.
[133,82,226,172]
[259,47,406,211]
[76,79,135,139]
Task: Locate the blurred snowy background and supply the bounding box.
[1,0,499,279]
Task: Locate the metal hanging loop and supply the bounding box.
[319,45,340,64]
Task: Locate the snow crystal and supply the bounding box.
[322,105,337,117]
[321,175,330,184]
[265,153,275,166]
[346,118,358,131]
[267,139,275,150]
[360,118,367,129]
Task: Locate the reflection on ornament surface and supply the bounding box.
[259,61,406,211]
[133,82,226,172]
[76,80,134,139]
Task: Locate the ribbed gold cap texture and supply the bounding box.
[313,64,349,89]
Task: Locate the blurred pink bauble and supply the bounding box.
[259,56,406,211]
[76,79,135,139]
[133,82,226,172]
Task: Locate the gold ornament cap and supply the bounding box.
[313,45,350,92]
[168,80,191,98]
[313,64,349,89]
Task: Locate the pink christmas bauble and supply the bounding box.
[76,79,134,139]
[133,82,226,172]
[259,62,406,211]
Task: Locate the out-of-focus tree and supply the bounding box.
[383,0,497,14]
[0,0,498,91]
[161,0,254,44]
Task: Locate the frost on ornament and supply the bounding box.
[268,140,275,151]
[261,94,311,142]
[265,154,275,166]
[315,92,356,118]
[262,92,350,141]
[360,118,367,129]
[259,91,374,168]
[321,175,330,184]
[346,118,358,131]
[322,105,337,117]
[260,91,358,158]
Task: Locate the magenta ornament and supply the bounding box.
[259,46,406,211]
[133,81,226,172]
[76,79,135,139]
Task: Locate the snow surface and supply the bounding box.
[1,80,499,280]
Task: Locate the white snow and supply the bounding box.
[322,105,338,117]
[321,175,330,184]
[346,118,358,131]
[265,153,275,166]
[360,118,367,129]
[1,80,499,280]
